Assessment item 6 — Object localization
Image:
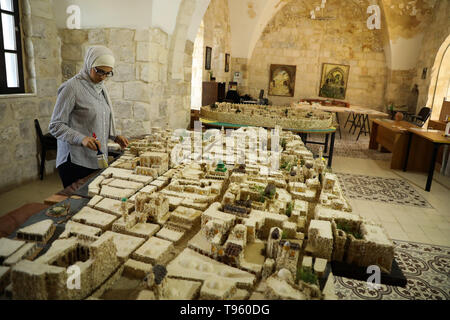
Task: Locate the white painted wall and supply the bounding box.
[389,34,425,70]
[187,0,210,42]
[53,0,153,29]
[152,0,182,35]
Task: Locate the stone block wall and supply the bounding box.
[246,1,387,109]
[202,0,232,83]
[230,58,249,95]
[60,27,192,137]
[0,0,62,192]
[384,68,417,108]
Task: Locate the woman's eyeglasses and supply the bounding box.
[94,67,114,77]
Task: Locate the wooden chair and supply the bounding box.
[34,119,57,180]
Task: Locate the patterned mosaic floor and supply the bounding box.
[334,240,450,300]
[336,173,432,208]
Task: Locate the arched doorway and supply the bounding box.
[427,35,450,120]
[191,21,205,110]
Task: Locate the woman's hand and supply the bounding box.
[82,137,101,151]
[115,135,129,149]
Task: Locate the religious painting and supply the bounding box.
[319,63,350,100]
[268,64,296,97]
[205,47,212,70]
[225,53,230,73]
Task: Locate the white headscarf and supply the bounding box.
[76,45,117,139]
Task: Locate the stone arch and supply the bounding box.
[246,0,388,108]
[426,35,450,120]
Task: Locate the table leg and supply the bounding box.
[356,115,366,141]
[353,114,361,135]
[369,121,379,150]
[344,113,352,128]
[324,133,329,153]
[425,143,440,192]
[328,132,336,168]
[348,113,356,133]
[366,115,371,135]
[403,132,413,172]
[335,112,341,139]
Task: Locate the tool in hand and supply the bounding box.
[93,133,108,169]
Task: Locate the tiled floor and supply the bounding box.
[333,156,450,247]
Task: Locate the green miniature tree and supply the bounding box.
[336,222,363,239]
[296,267,318,286]
[285,202,293,217]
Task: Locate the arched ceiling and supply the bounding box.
[227,0,439,70]
[53,0,441,71]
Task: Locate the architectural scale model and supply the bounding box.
[201,102,333,130]
[0,127,395,300]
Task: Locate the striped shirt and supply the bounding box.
[49,76,116,169]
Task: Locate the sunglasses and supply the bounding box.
[94,67,114,77]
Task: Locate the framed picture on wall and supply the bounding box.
[319,63,350,100]
[225,53,230,73]
[205,47,212,70]
[268,64,297,97]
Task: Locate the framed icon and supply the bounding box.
[205,46,212,70]
[225,53,230,72]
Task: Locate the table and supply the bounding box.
[293,103,389,140]
[200,118,337,167]
[403,128,450,191]
[369,119,419,169]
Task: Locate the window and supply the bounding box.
[0,0,24,94]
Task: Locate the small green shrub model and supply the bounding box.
[282,231,288,239]
[337,222,363,239]
[296,267,318,285]
[285,202,293,217]
[281,139,287,150]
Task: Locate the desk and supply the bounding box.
[369,119,419,169]
[200,118,337,167]
[403,128,450,191]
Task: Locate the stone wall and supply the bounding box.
[202,0,232,83]
[60,27,192,137]
[0,0,62,193]
[246,1,388,109]
[410,0,450,119]
[230,57,249,95]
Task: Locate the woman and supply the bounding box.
[49,45,129,188]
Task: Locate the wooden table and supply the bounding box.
[200,118,337,167]
[369,119,419,169]
[403,128,450,191]
[292,103,389,140]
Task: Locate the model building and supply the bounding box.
[1,127,395,300]
[201,103,333,130]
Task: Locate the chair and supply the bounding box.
[34,119,57,180]
[405,107,431,127]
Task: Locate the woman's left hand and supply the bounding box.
[115,135,129,149]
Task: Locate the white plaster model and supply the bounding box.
[16,220,55,244]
